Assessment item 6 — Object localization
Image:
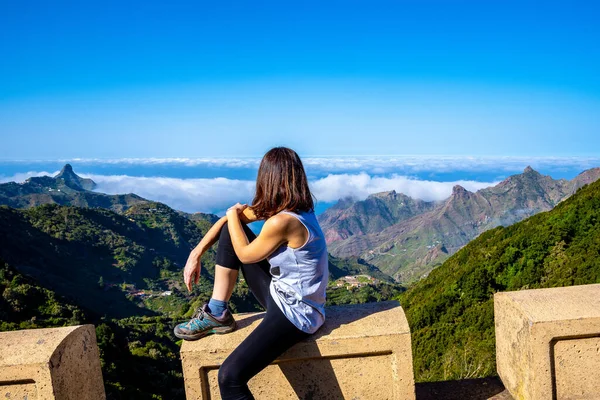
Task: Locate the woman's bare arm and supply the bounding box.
[193,216,227,255]
[226,204,288,264]
[183,207,259,291]
[193,207,258,255]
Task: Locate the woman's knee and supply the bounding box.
[217,359,243,388]
[219,220,255,244]
[219,222,232,241]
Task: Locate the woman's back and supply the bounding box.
[267,209,328,334]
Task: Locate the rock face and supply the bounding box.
[319,190,438,243]
[0,164,147,213]
[55,164,97,191]
[320,167,600,282]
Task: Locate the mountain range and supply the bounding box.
[0,163,224,222]
[319,166,600,282]
[0,164,148,212]
[0,165,396,317]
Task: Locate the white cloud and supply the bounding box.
[311,173,497,203]
[84,174,256,214]
[304,156,600,175]
[86,172,497,212]
[0,170,59,183]
[0,169,499,213]
[82,173,495,212]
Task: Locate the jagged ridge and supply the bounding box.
[320,167,600,282]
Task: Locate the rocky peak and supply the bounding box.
[370,190,398,199]
[495,166,542,189]
[56,164,75,178]
[452,185,469,196]
[523,166,540,176]
[519,166,545,183]
[54,164,96,191]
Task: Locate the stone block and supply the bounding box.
[181,301,415,399]
[494,284,600,400]
[0,325,106,399]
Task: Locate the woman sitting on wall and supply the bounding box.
[174,146,329,400]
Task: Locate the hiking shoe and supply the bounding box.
[173,303,236,341]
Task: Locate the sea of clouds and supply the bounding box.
[89,172,498,213]
[1,156,598,214]
[0,169,496,214]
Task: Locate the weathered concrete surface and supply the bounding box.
[0,325,106,399]
[181,301,415,399]
[554,336,600,399]
[494,284,600,400]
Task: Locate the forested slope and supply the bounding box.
[400,178,600,382]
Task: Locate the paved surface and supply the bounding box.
[416,377,513,400]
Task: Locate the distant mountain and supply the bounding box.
[55,163,97,191]
[320,167,600,282]
[0,164,148,212]
[400,174,600,382]
[181,211,221,233]
[319,190,438,243]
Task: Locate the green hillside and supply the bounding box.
[0,259,85,331]
[0,203,218,318]
[400,179,600,382]
[328,254,394,282]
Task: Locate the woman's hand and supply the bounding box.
[226,203,248,217]
[183,249,202,292]
[240,206,259,224]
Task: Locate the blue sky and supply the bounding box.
[1,1,599,159]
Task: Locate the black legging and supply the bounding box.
[215,223,311,400]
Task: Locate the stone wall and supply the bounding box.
[495,283,600,399]
[180,301,415,399]
[0,325,105,400]
[1,284,599,399]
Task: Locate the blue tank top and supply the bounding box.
[267,210,329,334]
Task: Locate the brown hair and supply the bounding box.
[250,147,315,220]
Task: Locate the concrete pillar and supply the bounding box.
[181,301,415,399]
[494,284,600,399]
[0,325,106,399]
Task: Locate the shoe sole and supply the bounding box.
[174,321,236,341]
